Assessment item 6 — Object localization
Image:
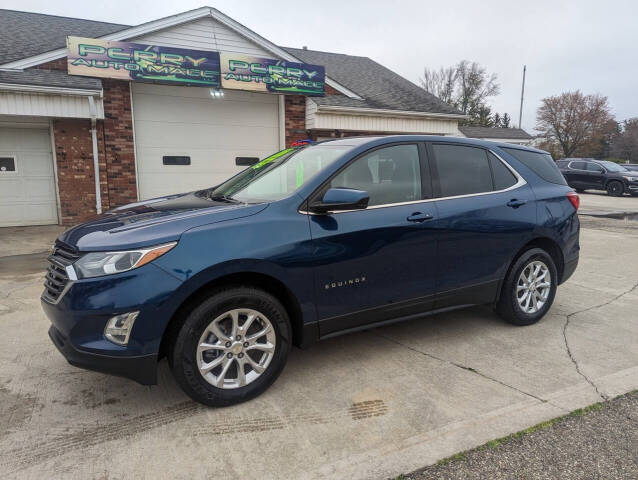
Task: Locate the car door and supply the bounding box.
[428,143,537,308]
[307,143,439,336]
[584,161,606,189]
[565,161,587,188]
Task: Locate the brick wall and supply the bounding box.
[52,119,107,224]
[102,80,137,208]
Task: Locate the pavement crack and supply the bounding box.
[373,332,562,409]
[562,279,638,402]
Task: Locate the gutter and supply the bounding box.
[87,96,102,215]
[0,82,103,97]
[315,104,468,120]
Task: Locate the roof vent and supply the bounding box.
[302,46,308,50]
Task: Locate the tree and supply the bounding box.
[611,117,638,161]
[501,113,511,128]
[454,60,500,120]
[420,60,500,126]
[492,113,501,128]
[420,66,456,105]
[536,91,616,158]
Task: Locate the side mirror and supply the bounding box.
[309,188,369,213]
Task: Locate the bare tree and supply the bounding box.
[536,91,615,158]
[455,60,500,117]
[420,60,500,126]
[420,66,456,104]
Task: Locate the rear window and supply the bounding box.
[432,144,493,197]
[501,148,567,185]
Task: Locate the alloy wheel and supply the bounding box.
[516,260,551,314]
[196,308,276,389]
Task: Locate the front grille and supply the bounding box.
[43,242,80,302]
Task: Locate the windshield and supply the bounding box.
[599,161,627,172]
[203,144,351,203]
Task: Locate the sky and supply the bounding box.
[2,0,637,132]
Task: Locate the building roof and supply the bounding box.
[283,47,462,116]
[0,9,462,116]
[0,9,128,65]
[459,126,533,140]
[0,68,102,90]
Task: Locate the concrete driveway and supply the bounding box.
[1,193,637,480]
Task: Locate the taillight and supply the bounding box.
[567,191,580,211]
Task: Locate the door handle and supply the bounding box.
[406,212,433,223]
[507,199,527,209]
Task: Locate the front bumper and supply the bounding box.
[42,262,183,385]
[49,324,158,385]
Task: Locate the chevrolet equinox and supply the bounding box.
[43,136,580,406]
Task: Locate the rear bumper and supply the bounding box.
[561,255,579,284]
[48,324,158,385]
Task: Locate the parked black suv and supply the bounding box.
[557,158,638,196]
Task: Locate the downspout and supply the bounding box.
[87,96,102,214]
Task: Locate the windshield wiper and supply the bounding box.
[208,194,241,204]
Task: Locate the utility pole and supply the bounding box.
[518,65,526,129]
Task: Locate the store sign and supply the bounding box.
[67,37,221,87]
[67,37,325,96]
[220,53,325,96]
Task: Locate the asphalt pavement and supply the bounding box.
[401,390,638,480]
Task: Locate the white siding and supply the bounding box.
[134,17,271,56]
[306,102,460,135]
[0,92,104,119]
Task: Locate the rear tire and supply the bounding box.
[496,248,558,326]
[171,286,291,407]
[607,181,624,197]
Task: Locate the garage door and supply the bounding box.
[132,83,281,200]
[0,127,57,227]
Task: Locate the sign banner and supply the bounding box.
[220,53,325,96]
[67,37,221,87]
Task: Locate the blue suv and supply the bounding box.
[43,136,580,406]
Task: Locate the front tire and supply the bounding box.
[496,248,558,326]
[171,287,291,407]
[607,180,624,197]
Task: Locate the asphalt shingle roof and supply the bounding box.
[283,47,463,116]
[459,126,533,140]
[0,9,128,65]
[0,68,102,90]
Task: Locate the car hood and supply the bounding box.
[58,191,268,251]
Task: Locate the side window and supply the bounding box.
[586,162,604,173]
[329,144,422,207]
[570,161,587,170]
[501,147,567,185]
[432,144,493,197]
[489,153,517,190]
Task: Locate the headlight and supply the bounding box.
[623,175,638,182]
[73,242,176,279]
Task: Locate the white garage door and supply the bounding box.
[0,126,57,227]
[132,83,282,200]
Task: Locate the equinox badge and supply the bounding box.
[325,276,367,290]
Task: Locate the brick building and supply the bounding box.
[0,6,465,227]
